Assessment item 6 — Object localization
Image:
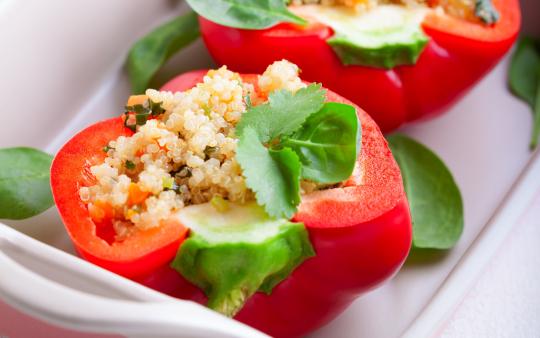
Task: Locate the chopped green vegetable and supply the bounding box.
[125,160,136,170]
[162,176,174,190]
[236,84,326,142]
[0,147,54,220]
[175,165,192,178]
[127,10,200,94]
[204,146,219,159]
[508,37,540,149]
[102,145,114,153]
[171,202,314,317]
[123,99,165,132]
[186,0,306,30]
[387,134,463,249]
[210,195,230,212]
[282,102,360,183]
[237,127,302,219]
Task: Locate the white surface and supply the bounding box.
[403,150,540,337]
[440,193,540,338]
[0,224,269,338]
[0,0,538,337]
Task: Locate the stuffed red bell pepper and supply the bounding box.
[189,0,521,132]
[51,61,411,337]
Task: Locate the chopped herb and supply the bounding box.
[102,145,114,153]
[204,146,219,159]
[125,160,136,170]
[175,165,192,178]
[149,99,165,115]
[123,99,165,132]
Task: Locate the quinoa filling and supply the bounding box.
[290,0,499,24]
[79,61,329,242]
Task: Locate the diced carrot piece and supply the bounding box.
[128,183,150,206]
[90,200,115,222]
[127,95,148,106]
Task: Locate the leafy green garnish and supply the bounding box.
[127,10,200,94]
[509,37,540,149]
[282,102,361,183]
[123,99,165,132]
[237,84,326,142]
[0,147,54,220]
[186,0,306,30]
[236,85,359,218]
[237,127,301,219]
[387,134,463,249]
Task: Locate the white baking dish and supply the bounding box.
[0,0,538,337]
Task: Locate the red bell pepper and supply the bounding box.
[197,0,521,132]
[50,119,189,278]
[51,71,412,338]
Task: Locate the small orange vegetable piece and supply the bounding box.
[127,95,148,106]
[128,183,150,206]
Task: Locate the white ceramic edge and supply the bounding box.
[0,225,269,338]
[401,148,540,338]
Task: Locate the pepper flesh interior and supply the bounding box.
[171,202,315,317]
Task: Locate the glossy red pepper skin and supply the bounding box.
[51,71,412,338]
[51,119,189,278]
[136,72,413,337]
[197,0,521,132]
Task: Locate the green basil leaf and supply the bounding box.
[236,84,326,142]
[237,127,301,219]
[186,0,306,29]
[0,147,54,220]
[509,37,540,107]
[127,11,200,94]
[282,102,360,183]
[508,37,540,149]
[387,134,463,249]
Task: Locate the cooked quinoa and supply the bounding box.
[291,0,481,22]
[79,60,312,241]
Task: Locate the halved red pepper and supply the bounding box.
[51,71,412,337]
[198,0,521,132]
[50,118,189,278]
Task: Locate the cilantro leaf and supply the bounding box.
[236,84,326,142]
[237,127,301,219]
